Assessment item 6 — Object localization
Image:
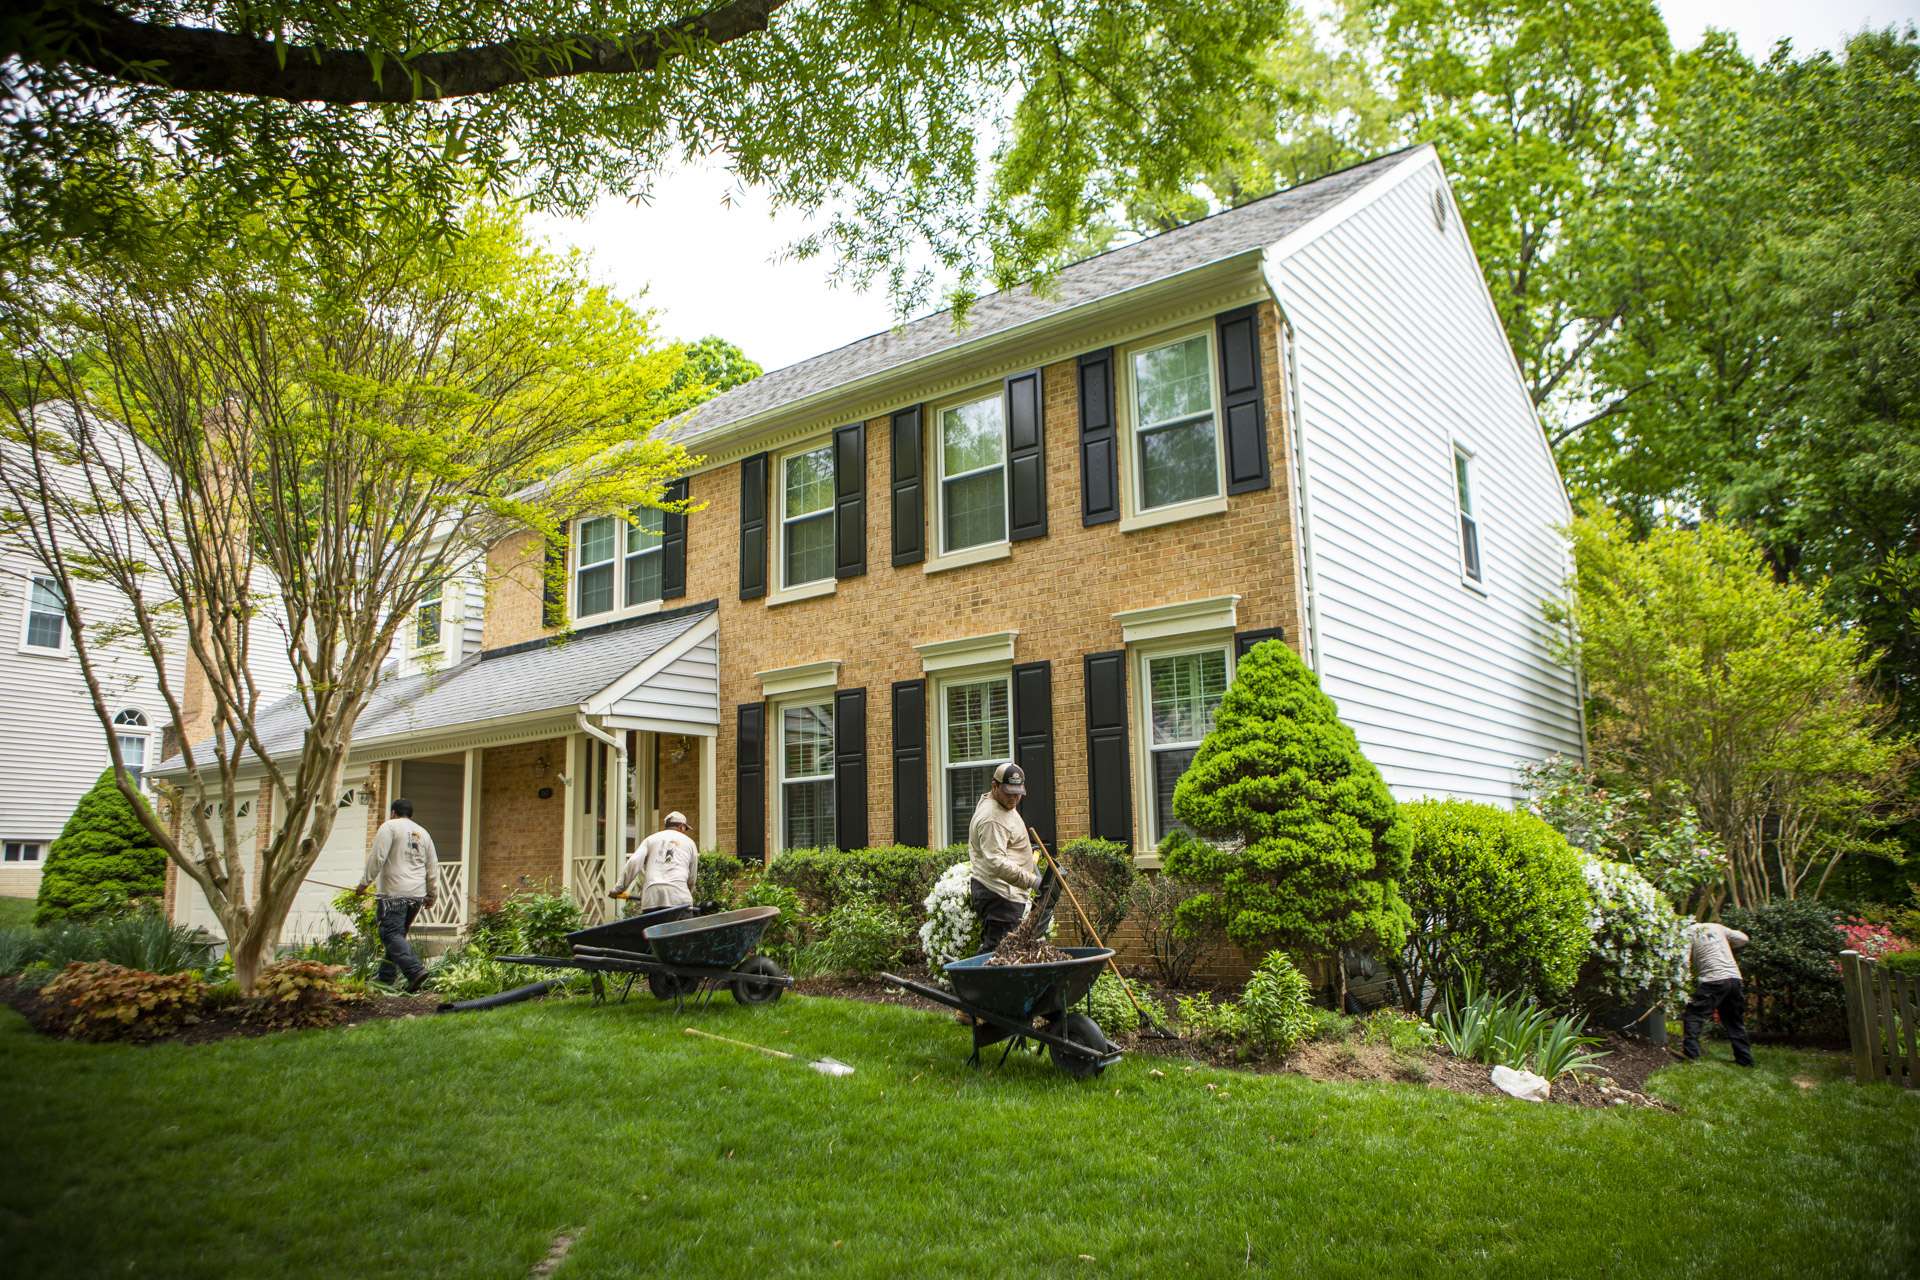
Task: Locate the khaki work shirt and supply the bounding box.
[968,792,1038,904]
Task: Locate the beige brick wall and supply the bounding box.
[656,735,702,835]
[474,738,567,902]
[485,530,550,650]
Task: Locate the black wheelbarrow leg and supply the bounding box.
[618,973,637,1004]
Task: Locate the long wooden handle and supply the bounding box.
[683,1027,793,1060]
[1031,832,1153,1022]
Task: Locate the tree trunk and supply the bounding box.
[231,927,270,993]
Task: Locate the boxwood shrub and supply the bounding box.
[766,845,959,917]
[1721,899,1846,1040]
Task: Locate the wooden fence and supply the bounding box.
[1838,950,1918,1088]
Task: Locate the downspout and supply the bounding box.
[1262,252,1323,674]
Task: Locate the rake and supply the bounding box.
[1030,831,1178,1039]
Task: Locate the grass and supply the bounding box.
[0,898,35,928]
[2,993,1914,1279]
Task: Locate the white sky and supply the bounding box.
[533,0,1920,374]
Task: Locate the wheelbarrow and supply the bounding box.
[880,947,1123,1078]
[498,904,791,1010]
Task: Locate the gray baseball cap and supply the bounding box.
[992,762,1027,795]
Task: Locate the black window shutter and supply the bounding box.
[1077,348,1119,526]
[1234,627,1286,662]
[833,422,867,579]
[660,478,688,600]
[890,406,925,566]
[833,687,868,850]
[1011,661,1057,849]
[739,452,768,600]
[1216,305,1271,495]
[1083,650,1132,846]
[736,702,766,863]
[541,531,568,629]
[891,679,928,847]
[1005,368,1048,542]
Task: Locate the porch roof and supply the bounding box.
[151,600,720,779]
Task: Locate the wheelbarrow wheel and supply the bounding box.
[648,971,697,1001]
[730,955,785,1006]
[1048,1012,1108,1079]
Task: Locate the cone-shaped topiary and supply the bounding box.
[1161,639,1412,971]
[34,770,167,926]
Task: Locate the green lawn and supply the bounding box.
[1,992,1913,1279]
[0,898,35,928]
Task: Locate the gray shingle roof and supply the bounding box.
[153,601,717,775]
[670,149,1415,443]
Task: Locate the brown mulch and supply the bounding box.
[2,975,446,1046]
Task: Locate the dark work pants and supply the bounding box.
[970,880,1026,954]
[1682,978,1754,1065]
[376,896,427,986]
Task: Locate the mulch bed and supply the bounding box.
[1,976,444,1046]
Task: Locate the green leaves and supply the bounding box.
[34,771,166,927]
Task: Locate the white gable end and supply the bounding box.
[1265,149,1583,806]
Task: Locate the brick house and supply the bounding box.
[155,145,1583,944]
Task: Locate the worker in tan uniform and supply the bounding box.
[612,811,700,911]
[968,762,1040,953]
[356,797,437,992]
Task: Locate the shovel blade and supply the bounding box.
[809,1057,855,1077]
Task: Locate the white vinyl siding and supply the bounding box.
[940,675,1011,845]
[778,699,834,851]
[936,393,1007,554]
[1267,155,1583,807]
[779,444,835,588]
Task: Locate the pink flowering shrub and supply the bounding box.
[1837,918,1916,964]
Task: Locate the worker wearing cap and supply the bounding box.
[968,762,1040,952]
[613,812,701,911]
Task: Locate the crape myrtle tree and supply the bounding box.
[1,1,1291,313]
[0,200,698,989]
[1160,639,1412,1005]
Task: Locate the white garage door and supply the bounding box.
[282,784,372,944]
[173,796,260,941]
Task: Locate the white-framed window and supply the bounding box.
[935,390,1007,554]
[1124,327,1223,513]
[777,698,835,851]
[113,708,150,785]
[21,574,66,652]
[778,442,835,589]
[2,841,45,863]
[1453,444,1482,585]
[1138,644,1231,846]
[573,507,665,621]
[940,673,1012,845]
[415,580,444,650]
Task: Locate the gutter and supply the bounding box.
[1260,256,1323,674]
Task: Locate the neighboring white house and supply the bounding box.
[0,402,297,901]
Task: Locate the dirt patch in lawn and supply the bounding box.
[2,976,446,1046]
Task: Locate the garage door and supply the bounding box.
[282,785,371,944]
[173,796,259,941]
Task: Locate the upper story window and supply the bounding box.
[574,508,664,621]
[1142,645,1230,845]
[1129,330,1222,512]
[2,840,45,863]
[778,699,835,851]
[113,708,150,784]
[415,580,444,650]
[1454,445,1482,585]
[21,574,66,652]
[941,674,1011,845]
[937,392,1007,553]
[779,444,835,588]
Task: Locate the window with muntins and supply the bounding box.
[1131,332,1220,510]
[113,709,149,784]
[2,841,44,863]
[1454,446,1482,583]
[779,700,835,850]
[575,516,616,617]
[625,506,665,603]
[24,575,65,650]
[415,580,443,649]
[781,444,835,587]
[1145,647,1229,843]
[942,675,1011,844]
[575,508,666,620]
[938,394,1007,553]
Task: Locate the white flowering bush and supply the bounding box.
[1579,855,1689,1011]
[919,861,982,977]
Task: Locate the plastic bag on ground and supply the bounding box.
[1491,1065,1551,1101]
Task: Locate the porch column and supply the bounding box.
[699,734,717,854]
[461,747,481,925]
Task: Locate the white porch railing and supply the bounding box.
[572,855,612,926]
[418,860,466,927]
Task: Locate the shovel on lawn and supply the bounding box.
[1031,831,1179,1040]
[682,1027,856,1077]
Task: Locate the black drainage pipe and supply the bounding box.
[437,978,568,1014]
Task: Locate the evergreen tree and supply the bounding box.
[35,770,167,926]
[1162,640,1412,991]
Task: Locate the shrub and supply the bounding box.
[1520,755,1727,908]
[797,897,913,979]
[696,852,747,907]
[740,877,806,967]
[1175,991,1242,1041]
[919,861,983,975]
[34,770,167,926]
[1161,640,1411,972]
[245,959,347,1029]
[1429,972,1604,1079]
[1836,917,1916,963]
[43,961,203,1041]
[466,889,583,958]
[1360,1008,1438,1055]
[1578,856,1689,1013]
[16,961,59,992]
[1056,838,1136,940]
[200,980,245,1012]
[1126,872,1220,988]
[1082,972,1142,1040]
[767,845,956,918]
[1883,951,1920,978]
[91,905,214,975]
[0,927,34,976]
[1238,952,1313,1055]
[1721,900,1847,1040]
[1306,1007,1352,1042]
[1394,800,1592,1013]
[428,951,570,1002]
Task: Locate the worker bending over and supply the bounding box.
[614,811,700,910]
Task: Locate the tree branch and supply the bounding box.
[27,0,787,104]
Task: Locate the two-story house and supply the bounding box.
[157,145,1583,942]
